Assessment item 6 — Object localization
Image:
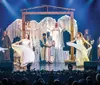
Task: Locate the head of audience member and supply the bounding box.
[78,79,87,85]
[33,78,45,85]
[96,73,100,84]
[53,79,61,85]
[2,78,8,85]
[15,80,21,85]
[72,81,78,85]
[67,76,74,85]
[86,76,92,81]
[21,78,29,85]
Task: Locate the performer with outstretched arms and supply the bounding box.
[12,33,35,67]
[67,32,92,66]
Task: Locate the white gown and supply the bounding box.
[52,30,61,48]
[12,39,35,66]
[67,39,89,66]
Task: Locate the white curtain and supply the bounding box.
[6,19,22,43]
[58,15,78,37]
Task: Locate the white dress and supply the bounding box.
[67,39,89,66]
[52,30,61,48]
[12,39,35,66]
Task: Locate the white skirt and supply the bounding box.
[12,44,35,66]
[67,42,90,66]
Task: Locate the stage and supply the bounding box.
[13,61,100,72]
[14,62,84,72]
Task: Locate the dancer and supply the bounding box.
[52,23,61,48]
[12,33,35,67]
[67,32,92,66]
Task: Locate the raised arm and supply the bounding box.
[82,38,92,47]
[13,39,23,45]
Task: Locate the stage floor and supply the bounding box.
[14,62,84,71]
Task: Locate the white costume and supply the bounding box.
[12,39,35,66]
[52,30,61,48]
[67,39,89,66]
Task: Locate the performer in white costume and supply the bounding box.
[12,33,35,67]
[52,23,61,49]
[67,32,92,66]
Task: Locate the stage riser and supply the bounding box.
[84,62,99,70]
[0,61,13,71]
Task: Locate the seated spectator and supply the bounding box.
[72,81,78,85]
[96,73,100,85]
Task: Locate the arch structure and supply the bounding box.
[7,5,78,61]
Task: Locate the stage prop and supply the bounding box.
[6,5,78,62]
[21,5,76,61]
[6,19,22,43]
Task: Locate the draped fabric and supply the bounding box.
[6,15,78,63]
[58,15,78,37]
[6,19,22,43]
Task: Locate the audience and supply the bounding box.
[0,70,99,85]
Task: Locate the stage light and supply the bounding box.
[87,0,94,5]
[2,0,18,17]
